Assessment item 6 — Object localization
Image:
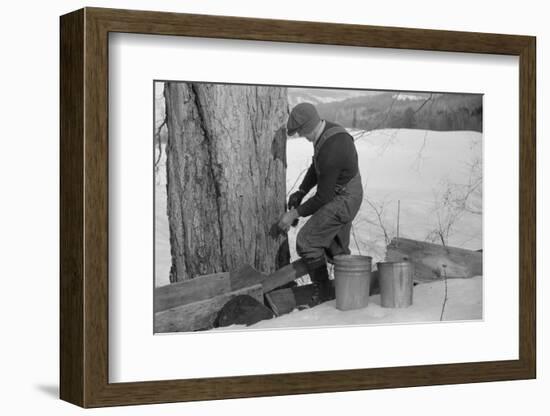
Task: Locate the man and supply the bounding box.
[278,102,363,303]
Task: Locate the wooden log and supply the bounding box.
[154,284,263,333]
[154,272,230,313]
[155,261,309,331]
[262,259,308,293]
[154,262,311,331]
[215,295,274,327]
[155,265,267,313]
[385,237,482,282]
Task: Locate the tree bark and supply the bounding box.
[164,82,289,282]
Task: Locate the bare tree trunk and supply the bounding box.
[164,82,289,282]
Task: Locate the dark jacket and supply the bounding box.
[297,121,359,217]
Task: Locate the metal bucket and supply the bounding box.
[334,255,372,311]
[377,261,413,308]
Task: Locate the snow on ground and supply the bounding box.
[211,276,482,331]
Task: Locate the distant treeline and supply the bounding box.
[316,92,482,132]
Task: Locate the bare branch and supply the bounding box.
[412,93,433,115]
[354,92,401,142]
[364,196,392,245]
[410,130,429,172]
[286,166,309,197]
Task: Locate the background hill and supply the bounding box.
[289,89,482,132]
[287,87,380,107]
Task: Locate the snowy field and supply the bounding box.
[155,128,483,288]
[223,276,482,330]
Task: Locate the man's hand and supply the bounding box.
[277,209,299,233]
[287,190,306,210]
[288,190,306,227]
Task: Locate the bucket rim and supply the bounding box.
[334,254,372,261]
[377,261,411,266]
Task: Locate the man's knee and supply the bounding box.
[296,227,323,261]
[296,228,310,257]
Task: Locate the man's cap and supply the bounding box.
[287,102,321,136]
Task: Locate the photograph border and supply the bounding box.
[60,7,536,408]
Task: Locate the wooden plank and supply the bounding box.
[262,259,308,293]
[385,237,482,282]
[154,272,230,312]
[154,284,263,333]
[230,264,267,291]
[264,284,318,316]
[265,288,295,316]
[155,262,294,315]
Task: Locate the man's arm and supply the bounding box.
[298,162,317,194]
[296,162,338,217]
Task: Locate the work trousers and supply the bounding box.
[296,174,363,270]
